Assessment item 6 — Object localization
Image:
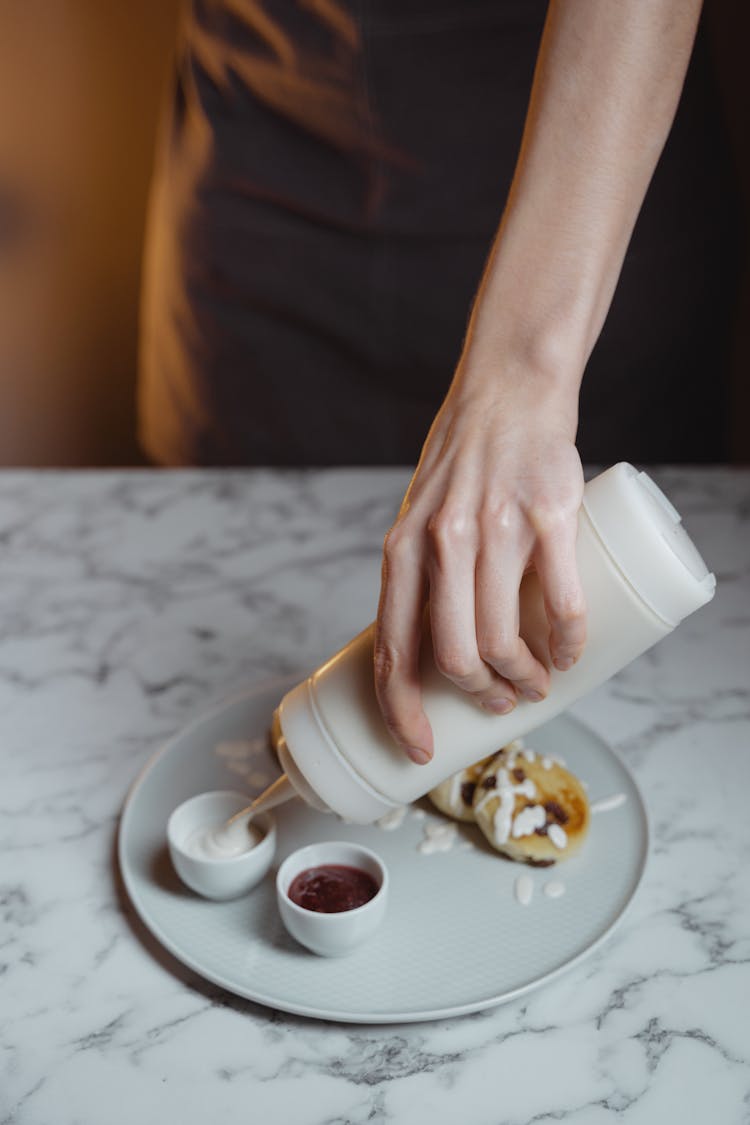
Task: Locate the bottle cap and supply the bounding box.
[582,463,716,627]
[277,678,398,822]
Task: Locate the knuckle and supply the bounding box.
[426,506,471,553]
[549,589,586,626]
[477,644,512,671]
[433,644,478,684]
[531,499,565,534]
[480,497,516,533]
[382,524,409,565]
[373,641,399,688]
[477,631,519,671]
[530,490,581,534]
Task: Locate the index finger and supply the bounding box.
[374,526,434,764]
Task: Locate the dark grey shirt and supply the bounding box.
[139,0,738,466]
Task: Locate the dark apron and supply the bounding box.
[139,0,739,466]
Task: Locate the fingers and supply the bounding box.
[374,525,434,764]
[426,505,518,714]
[374,477,587,764]
[475,527,551,702]
[533,519,587,670]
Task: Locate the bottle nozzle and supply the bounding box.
[208,772,299,855]
[275,735,332,813]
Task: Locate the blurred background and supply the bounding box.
[0,0,747,467]
[0,0,181,466]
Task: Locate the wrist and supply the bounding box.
[455,319,583,440]
[468,229,605,371]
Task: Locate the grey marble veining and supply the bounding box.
[1,467,749,1124]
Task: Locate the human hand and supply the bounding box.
[370,0,702,769]
[373,370,586,765]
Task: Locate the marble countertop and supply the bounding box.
[2,467,749,1124]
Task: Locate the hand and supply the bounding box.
[370,0,702,767]
[373,368,586,765]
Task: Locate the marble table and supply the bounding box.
[2,467,748,1124]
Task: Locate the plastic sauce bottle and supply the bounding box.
[273,463,715,823]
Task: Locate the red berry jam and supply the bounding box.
[288,864,379,913]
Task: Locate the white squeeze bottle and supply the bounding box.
[271,463,715,823]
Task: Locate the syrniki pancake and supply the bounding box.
[427,740,523,823]
[473,744,589,865]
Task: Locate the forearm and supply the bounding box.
[375,0,704,755]
[461,0,703,412]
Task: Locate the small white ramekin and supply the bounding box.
[276,840,388,957]
[167,790,276,900]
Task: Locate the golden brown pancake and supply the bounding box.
[428,751,504,822]
[472,744,589,865]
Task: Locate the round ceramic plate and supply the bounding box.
[118,677,648,1024]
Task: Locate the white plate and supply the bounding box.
[118,677,648,1024]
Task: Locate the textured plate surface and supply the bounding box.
[118,678,648,1024]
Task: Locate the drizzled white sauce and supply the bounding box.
[590,792,627,814]
[184,822,262,860]
[418,822,459,854]
[541,753,567,770]
[376,805,407,831]
[543,880,566,899]
[448,771,463,811]
[515,874,534,905]
[474,769,537,845]
[512,804,546,838]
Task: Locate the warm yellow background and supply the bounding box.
[0,0,181,466]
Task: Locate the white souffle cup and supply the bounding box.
[276,840,388,957]
[167,790,276,900]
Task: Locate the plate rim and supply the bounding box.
[118,678,650,1024]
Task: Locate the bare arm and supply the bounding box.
[375,0,704,764]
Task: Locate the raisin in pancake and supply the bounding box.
[428,740,523,823]
[473,744,589,865]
